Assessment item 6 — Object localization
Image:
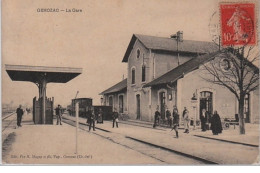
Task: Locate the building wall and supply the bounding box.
[124,39,259,124]
[153,53,192,78]
[178,66,258,122]
[150,85,177,121]
[127,40,151,120]
[103,91,127,114]
[127,39,193,120]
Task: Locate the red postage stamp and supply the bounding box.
[220,3,256,46]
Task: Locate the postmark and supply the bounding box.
[209,11,221,46]
[220,3,256,46]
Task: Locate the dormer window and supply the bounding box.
[136,49,140,59]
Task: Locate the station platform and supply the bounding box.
[2,113,160,164]
[2,113,259,164]
[64,115,259,164]
[120,117,259,147]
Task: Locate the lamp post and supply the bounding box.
[191,93,198,130]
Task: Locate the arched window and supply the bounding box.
[142,65,146,82]
[131,68,135,84]
[136,49,140,59]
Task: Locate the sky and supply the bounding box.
[2,0,222,108]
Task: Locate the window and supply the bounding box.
[131,68,135,84]
[136,49,140,59]
[142,65,146,82]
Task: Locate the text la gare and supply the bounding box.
[66,8,82,12]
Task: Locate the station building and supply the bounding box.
[100,33,259,123]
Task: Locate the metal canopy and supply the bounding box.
[5,64,82,124]
[5,64,82,83]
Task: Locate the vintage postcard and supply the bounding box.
[1,0,259,165]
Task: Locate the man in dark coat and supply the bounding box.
[172,107,180,138]
[16,105,24,127]
[153,106,161,128]
[211,111,223,135]
[55,105,62,125]
[166,106,172,127]
[112,108,119,128]
[88,109,96,131]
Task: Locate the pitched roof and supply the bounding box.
[122,34,219,62]
[143,51,221,88]
[100,79,127,95]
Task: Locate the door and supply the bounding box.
[136,94,141,119]
[109,96,113,110]
[119,95,124,113]
[244,94,250,123]
[200,91,213,116]
[159,92,166,119]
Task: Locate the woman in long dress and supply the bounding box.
[211,111,223,135]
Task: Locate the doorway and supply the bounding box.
[136,94,141,119]
[199,91,213,116]
[159,92,166,119]
[119,95,124,113]
[109,96,113,110]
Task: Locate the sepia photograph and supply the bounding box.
[1,0,259,165]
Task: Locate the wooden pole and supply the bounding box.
[75,102,79,154]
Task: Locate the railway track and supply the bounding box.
[62,117,218,164]
[2,112,15,120]
[2,112,16,132]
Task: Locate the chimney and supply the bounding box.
[177,31,183,42]
[170,31,183,66]
[170,31,183,42]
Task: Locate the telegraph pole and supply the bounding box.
[75,91,79,154]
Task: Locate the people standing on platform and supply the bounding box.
[183,107,190,133]
[153,105,161,128]
[89,108,96,131]
[16,105,24,127]
[211,111,223,135]
[97,108,104,124]
[200,109,207,131]
[112,108,119,128]
[55,105,62,125]
[182,107,187,118]
[172,107,180,138]
[166,106,172,127]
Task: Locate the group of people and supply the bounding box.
[200,109,223,135]
[17,103,222,136]
[55,105,119,131]
[86,108,119,131]
[153,105,223,137]
[153,106,190,138]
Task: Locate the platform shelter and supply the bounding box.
[5,64,82,124]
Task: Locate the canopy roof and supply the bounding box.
[143,51,221,87]
[100,79,127,95]
[5,64,82,83]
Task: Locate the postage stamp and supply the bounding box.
[220,3,256,46]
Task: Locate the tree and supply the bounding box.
[201,46,259,134]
